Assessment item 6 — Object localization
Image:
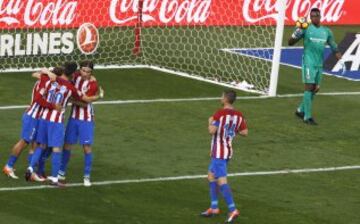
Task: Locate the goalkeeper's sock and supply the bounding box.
[59,149,71,175]
[51,152,61,178]
[6,155,18,168]
[84,152,93,177]
[303,91,313,120]
[209,181,219,209]
[297,100,304,113]
[220,184,236,212]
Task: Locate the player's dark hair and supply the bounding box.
[224,90,237,104]
[52,66,64,76]
[310,8,320,14]
[79,60,94,70]
[64,61,78,77]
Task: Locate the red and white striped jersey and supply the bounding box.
[70,71,98,122]
[210,108,247,160]
[38,77,83,123]
[26,75,52,119]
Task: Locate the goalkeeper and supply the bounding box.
[288,8,344,125]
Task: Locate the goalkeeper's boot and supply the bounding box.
[84,176,92,187]
[304,118,318,125]
[225,209,240,223]
[3,165,19,179]
[295,110,304,120]
[200,208,220,217]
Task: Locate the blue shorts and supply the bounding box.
[21,113,39,143]
[36,119,64,148]
[65,118,94,145]
[208,158,229,178]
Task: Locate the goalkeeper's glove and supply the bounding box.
[338,58,346,75]
[291,28,303,39]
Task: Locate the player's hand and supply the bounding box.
[40,67,50,75]
[338,58,346,75]
[54,104,62,112]
[291,28,303,39]
[208,116,214,125]
[99,86,104,99]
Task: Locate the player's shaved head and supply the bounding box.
[52,66,64,76]
[310,8,321,26]
[223,90,237,104]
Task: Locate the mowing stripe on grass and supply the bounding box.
[1,91,360,111]
[1,165,359,192]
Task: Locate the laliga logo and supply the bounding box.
[76,23,99,55]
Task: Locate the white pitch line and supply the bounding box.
[0,165,359,192]
[1,92,360,111]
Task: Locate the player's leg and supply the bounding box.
[36,146,52,178]
[3,113,35,178]
[25,119,47,181]
[80,120,95,187]
[59,118,78,180]
[214,160,239,223]
[300,65,317,124]
[46,122,65,185]
[201,158,220,217]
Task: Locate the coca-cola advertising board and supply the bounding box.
[0,0,359,30]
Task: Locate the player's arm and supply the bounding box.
[32,68,57,81]
[327,29,345,72]
[34,86,61,112]
[288,28,305,46]
[237,118,248,137]
[69,98,88,108]
[208,116,219,135]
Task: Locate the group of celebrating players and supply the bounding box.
[3,60,104,187]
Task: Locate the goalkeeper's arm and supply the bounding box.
[288,28,304,46]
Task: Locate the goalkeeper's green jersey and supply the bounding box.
[298,24,339,67]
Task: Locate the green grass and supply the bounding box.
[0,25,360,223]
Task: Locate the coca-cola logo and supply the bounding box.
[109,0,212,25]
[243,0,345,23]
[0,0,77,26]
[76,23,99,55]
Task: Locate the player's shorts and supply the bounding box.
[208,158,229,178]
[65,118,94,145]
[36,119,64,148]
[302,64,323,85]
[21,113,39,143]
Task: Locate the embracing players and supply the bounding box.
[25,63,101,186]
[58,60,104,187]
[201,90,248,223]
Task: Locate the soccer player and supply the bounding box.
[58,60,104,187]
[25,64,100,186]
[3,69,58,179]
[201,90,248,223]
[289,8,344,125]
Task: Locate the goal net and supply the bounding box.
[0,0,286,95]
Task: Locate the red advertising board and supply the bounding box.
[0,0,359,29]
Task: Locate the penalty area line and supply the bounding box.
[0,165,359,192]
[1,91,360,110]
